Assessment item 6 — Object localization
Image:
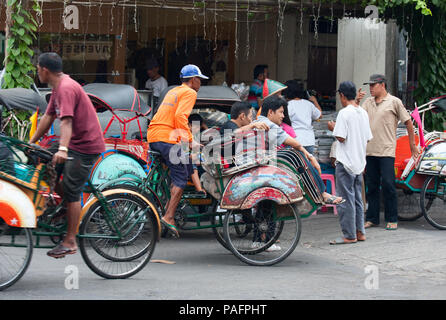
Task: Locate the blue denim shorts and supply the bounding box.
[149,142,193,189]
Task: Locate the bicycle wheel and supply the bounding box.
[223,200,301,266]
[421,176,446,230]
[210,202,233,251]
[397,188,423,221]
[0,219,33,291]
[79,191,159,279]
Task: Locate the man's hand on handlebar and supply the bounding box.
[52,150,68,165]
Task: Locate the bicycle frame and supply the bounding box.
[143,153,219,230]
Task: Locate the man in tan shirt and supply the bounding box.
[360,74,419,230]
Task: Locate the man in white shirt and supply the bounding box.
[329,81,373,245]
[144,58,168,106]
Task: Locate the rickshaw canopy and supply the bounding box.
[156,85,241,114]
[83,83,151,116]
[431,96,446,113]
[0,88,47,114]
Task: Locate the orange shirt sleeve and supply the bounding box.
[174,88,197,142]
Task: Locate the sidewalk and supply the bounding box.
[300,208,446,291]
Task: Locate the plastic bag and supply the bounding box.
[231,83,250,101]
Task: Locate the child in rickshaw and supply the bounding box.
[188,114,208,196]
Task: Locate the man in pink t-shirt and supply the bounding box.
[30,52,105,259]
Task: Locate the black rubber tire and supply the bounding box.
[79,191,159,279]
[396,188,423,221]
[210,202,231,251]
[223,201,301,266]
[0,223,33,291]
[421,176,446,230]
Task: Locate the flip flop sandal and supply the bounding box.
[385,223,398,230]
[325,196,346,205]
[329,237,357,245]
[161,219,180,238]
[47,244,77,259]
[356,231,366,241]
[364,221,378,228]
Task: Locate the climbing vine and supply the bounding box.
[3,0,40,89]
[2,0,41,139]
[370,0,446,131]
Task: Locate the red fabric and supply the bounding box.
[262,78,269,100]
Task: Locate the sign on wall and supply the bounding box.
[63,5,79,30]
[61,41,112,60]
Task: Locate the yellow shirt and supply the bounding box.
[361,93,411,157]
[147,84,197,144]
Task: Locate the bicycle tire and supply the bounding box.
[421,176,446,230]
[209,202,232,251]
[223,201,301,266]
[396,188,423,221]
[0,222,33,291]
[79,191,159,279]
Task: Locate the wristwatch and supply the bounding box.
[58,146,68,152]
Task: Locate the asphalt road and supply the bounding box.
[1,210,446,301]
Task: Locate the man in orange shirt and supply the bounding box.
[147,64,208,237]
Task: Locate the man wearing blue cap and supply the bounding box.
[147,64,208,237]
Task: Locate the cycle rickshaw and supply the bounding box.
[394,95,446,229]
[0,88,161,291]
[106,85,331,266]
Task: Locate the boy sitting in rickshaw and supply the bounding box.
[233,95,344,205]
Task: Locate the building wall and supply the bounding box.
[233,17,278,84]
[336,18,388,109]
[277,15,338,89]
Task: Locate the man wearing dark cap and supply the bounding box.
[360,74,418,230]
[144,58,168,106]
[329,82,373,244]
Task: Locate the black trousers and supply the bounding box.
[365,156,398,224]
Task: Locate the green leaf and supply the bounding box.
[15,15,24,25]
[11,48,21,57]
[17,28,25,37]
[5,63,13,72]
[22,34,33,46]
[16,55,25,65]
[3,72,12,84]
[19,42,28,52]
[11,68,20,79]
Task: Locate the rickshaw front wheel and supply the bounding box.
[421,176,446,230]
[0,221,33,291]
[78,192,158,279]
